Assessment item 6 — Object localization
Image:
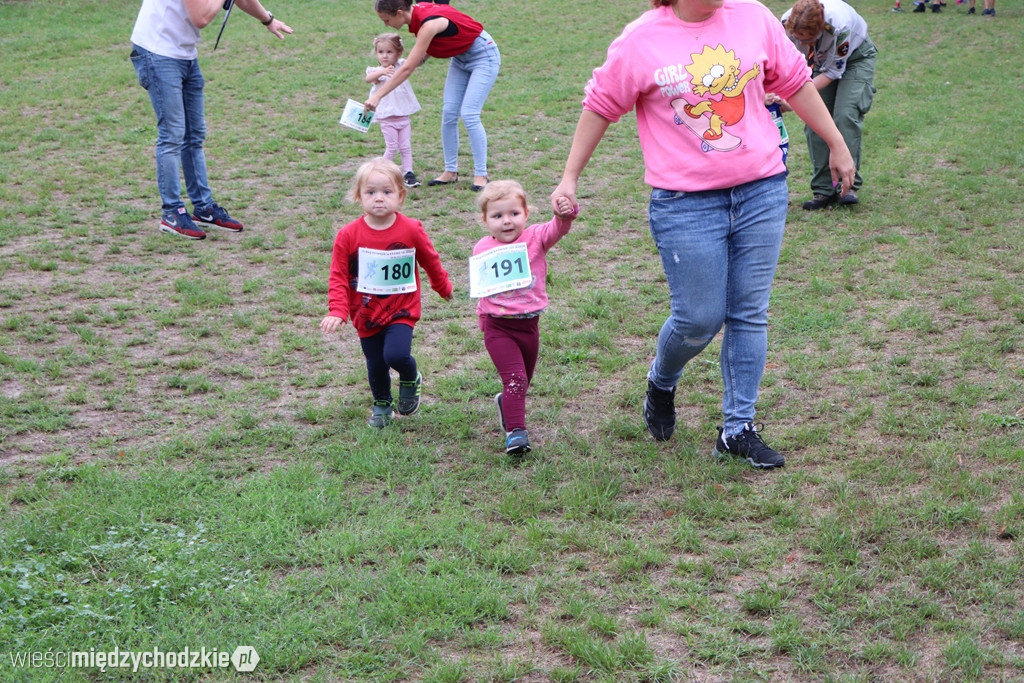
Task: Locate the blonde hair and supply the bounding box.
[476,180,534,219]
[347,157,406,206]
[372,32,404,57]
[785,0,825,39]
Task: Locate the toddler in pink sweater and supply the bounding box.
[470,180,578,455]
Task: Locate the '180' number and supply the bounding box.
[381,262,412,280]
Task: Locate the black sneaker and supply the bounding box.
[712,423,785,469]
[966,6,975,12]
[506,428,531,455]
[494,393,507,433]
[802,193,837,210]
[396,373,421,415]
[913,2,926,10]
[643,380,676,441]
[403,171,422,188]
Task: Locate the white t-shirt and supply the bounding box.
[781,0,869,81]
[367,59,422,119]
[131,0,202,60]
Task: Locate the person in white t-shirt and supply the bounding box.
[130,0,292,239]
[781,0,876,209]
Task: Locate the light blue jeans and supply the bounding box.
[646,173,788,437]
[441,32,500,177]
[130,44,214,212]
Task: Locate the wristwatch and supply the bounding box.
[261,11,274,25]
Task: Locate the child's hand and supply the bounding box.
[319,315,346,333]
[553,195,578,219]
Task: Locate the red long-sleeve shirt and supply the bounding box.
[326,213,452,338]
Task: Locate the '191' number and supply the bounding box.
[489,257,524,278]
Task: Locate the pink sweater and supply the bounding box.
[474,214,576,318]
[583,1,811,192]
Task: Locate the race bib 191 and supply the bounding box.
[357,247,417,294]
[468,243,532,298]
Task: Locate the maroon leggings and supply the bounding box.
[481,315,540,431]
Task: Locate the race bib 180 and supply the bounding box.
[357,247,417,294]
[468,243,532,298]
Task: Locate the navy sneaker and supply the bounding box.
[192,203,243,232]
[712,423,785,469]
[494,393,507,433]
[396,373,422,416]
[643,380,676,441]
[403,171,422,188]
[368,400,394,428]
[160,207,206,240]
[506,428,531,455]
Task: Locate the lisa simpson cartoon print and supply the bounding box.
[671,44,760,151]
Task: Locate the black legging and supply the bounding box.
[359,324,417,403]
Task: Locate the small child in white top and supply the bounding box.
[365,33,422,188]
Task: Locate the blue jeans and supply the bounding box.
[130,44,214,212]
[441,32,500,177]
[646,173,788,437]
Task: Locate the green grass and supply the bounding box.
[1,0,1023,680]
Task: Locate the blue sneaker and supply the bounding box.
[192,203,243,232]
[160,207,206,240]
[505,428,531,455]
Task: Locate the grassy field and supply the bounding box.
[1,0,1022,680]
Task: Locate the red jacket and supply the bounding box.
[410,2,483,58]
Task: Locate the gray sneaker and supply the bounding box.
[839,190,859,205]
[396,373,421,415]
[368,400,394,428]
[494,393,506,433]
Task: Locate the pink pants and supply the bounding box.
[481,315,539,431]
[378,115,413,173]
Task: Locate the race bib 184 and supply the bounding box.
[468,243,532,298]
[357,247,417,294]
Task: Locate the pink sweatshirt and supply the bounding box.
[583,1,811,192]
[474,213,576,319]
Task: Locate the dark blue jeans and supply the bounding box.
[359,324,417,403]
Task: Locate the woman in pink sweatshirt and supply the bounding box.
[551,0,854,469]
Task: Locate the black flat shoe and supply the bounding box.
[427,174,458,186]
[470,178,489,192]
